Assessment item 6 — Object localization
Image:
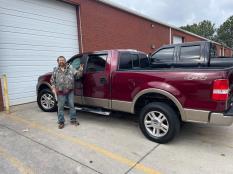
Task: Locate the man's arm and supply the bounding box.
[50,68,57,95]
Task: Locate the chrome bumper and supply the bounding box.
[184,108,233,126]
[209,113,233,126]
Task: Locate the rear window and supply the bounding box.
[180,45,201,60]
[119,53,132,70]
[140,54,149,68]
[119,53,149,70]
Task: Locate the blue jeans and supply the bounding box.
[57,91,76,124]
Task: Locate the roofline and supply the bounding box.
[98,0,232,49]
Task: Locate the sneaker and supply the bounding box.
[70,120,80,126]
[58,123,64,129]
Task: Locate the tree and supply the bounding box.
[217,15,233,48]
[180,20,216,40]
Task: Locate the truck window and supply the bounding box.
[210,44,217,58]
[132,54,140,68]
[86,54,107,72]
[151,47,174,62]
[180,45,201,60]
[139,54,149,68]
[119,53,143,70]
[70,58,81,69]
[119,53,132,70]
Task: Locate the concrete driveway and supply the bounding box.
[0,102,232,174]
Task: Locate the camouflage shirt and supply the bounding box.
[50,65,82,93]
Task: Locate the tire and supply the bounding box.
[139,102,180,144]
[37,89,57,112]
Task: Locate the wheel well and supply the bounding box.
[134,93,182,121]
[38,84,50,93]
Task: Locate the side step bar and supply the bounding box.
[74,106,111,116]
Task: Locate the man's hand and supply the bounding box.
[79,64,84,71]
[52,87,56,95]
[52,87,57,101]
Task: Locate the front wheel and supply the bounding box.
[37,89,57,112]
[139,102,180,144]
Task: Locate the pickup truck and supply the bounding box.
[37,41,233,143]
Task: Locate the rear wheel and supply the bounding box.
[139,102,180,144]
[37,89,57,112]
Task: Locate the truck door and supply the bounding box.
[69,55,86,105]
[82,53,110,109]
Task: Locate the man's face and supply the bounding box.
[57,57,66,67]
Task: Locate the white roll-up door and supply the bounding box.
[0,0,79,105]
[173,36,183,44]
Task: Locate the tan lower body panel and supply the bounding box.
[183,108,210,123]
[74,96,82,105]
[75,96,133,113]
[111,100,133,113]
[82,97,110,109]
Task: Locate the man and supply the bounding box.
[50,56,83,129]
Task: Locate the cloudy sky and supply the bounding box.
[108,0,233,27]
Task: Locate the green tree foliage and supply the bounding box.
[217,16,233,48]
[180,20,216,40]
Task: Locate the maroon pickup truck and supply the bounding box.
[37,42,233,143]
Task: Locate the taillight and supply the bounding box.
[212,79,229,101]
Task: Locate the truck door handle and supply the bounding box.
[100,77,107,84]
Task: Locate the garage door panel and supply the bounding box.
[0,48,77,56]
[0,44,76,53]
[7,73,43,80]
[9,90,35,98]
[7,76,38,83]
[0,0,79,105]
[0,21,77,38]
[0,34,78,50]
[0,54,75,61]
[0,66,53,74]
[0,14,77,34]
[0,49,77,59]
[0,0,77,22]
[10,96,36,106]
[0,27,77,42]
[6,81,38,88]
[0,11,76,28]
[9,89,35,96]
[0,60,55,66]
[0,28,77,44]
[1,72,50,78]
[8,84,36,93]
[0,36,78,50]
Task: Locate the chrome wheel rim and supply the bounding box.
[144,111,169,138]
[40,93,55,110]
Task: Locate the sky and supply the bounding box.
[108,0,233,28]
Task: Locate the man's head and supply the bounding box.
[57,56,66,67]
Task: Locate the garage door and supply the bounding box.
[0,0,79,105]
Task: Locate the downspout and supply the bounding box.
[77,5,84,53]
[223,46,225,56]
[169,28,172,44]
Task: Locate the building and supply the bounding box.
[0,0,232,107]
